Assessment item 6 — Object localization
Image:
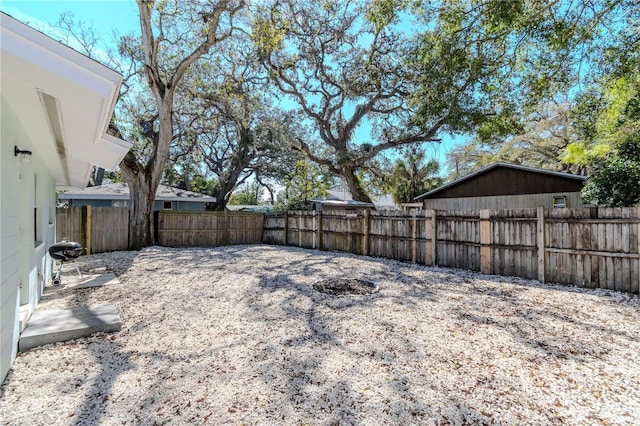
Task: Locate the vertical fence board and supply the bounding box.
[60,206,640,293]
[56,207,84,244]
[91,207,129,253]
[157,211,264,247]
[262,208,639,294]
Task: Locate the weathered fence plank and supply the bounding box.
[158,211,264,247]
[56,206,128,253]
[263,208,640,294]
[56,207,84,244]
[91,207,129,253]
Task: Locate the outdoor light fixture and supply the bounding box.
[14,146,33,164]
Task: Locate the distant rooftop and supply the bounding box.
[58,183,216,202]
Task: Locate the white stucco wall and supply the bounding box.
[1,96,57,382]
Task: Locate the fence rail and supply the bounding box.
[263,208,640,294]
[56,207,129,254]
[157,211,264,247]
[57,206,640,293]
[56,208,264,252]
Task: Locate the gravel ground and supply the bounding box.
[1,244,639,425]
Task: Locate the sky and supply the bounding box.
[1,0,464,176]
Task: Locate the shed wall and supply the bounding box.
[428,168,585,199]
[422,193,585,210]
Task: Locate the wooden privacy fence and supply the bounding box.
[57,208,264,253]
[263,208,640,294]
[56,207,129,254]
[157,211,264,247]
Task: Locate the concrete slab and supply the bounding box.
[19,303,121,352]
[18,305,33,333]
[51,273,119,290]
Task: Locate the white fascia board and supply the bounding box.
[1,13,132,185]
[1,14,122,90]
[58,193,216,203]
[160,197,216,202]
[59,194,129,201]
[93,134,132,170]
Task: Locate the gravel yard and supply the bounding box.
[1,244,639,425]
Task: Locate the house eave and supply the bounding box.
[1,13,132,188]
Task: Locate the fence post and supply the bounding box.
[480,209,491,274]
[631,207,640,294]
[411,210,417,263]
[318,211,323,250]
[427,209,437,266]
[298,212,303,247]
[537,206,546,283]
[85,205,92,255]
[312,211,317,249]
[363,210,370,256]
[283,211,288,246]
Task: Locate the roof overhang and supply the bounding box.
[57,184,217,203]
[1,13,132,188]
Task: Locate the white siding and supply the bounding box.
[1,97,57,382]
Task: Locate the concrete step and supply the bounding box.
[19,303,121,352]
[50,272,119,290]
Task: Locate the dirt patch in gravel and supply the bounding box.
[1,245,639,425]
[313,278,379,295]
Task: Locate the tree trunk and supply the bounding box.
[126,174,156,249]
[207,165,250,211]
[342,166,373,204]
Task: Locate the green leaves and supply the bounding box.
[366,0,402,31]
[251,14,287,58]
[277,160,333,210]
[380,148,442,204]
[581,135,640,207]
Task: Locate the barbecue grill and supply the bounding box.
[48,241,84,286]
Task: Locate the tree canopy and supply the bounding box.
[440,0,638,185]
[252,0,441,203]
[37,0,640,247]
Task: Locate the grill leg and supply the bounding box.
[52,262,62,286]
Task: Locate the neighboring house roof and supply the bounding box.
[58,183,216,203]
[1,12,132,188]
[415,162,587,200]
[312,199,375,209]
[226,205,273,213]
[373,193,397,209]
[323,188,396,209]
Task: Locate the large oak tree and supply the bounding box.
[118,0,244,249]
[253,0,628,202]
[253,0,441,203]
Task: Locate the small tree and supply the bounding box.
[228,182,260,205]
[582,134,640,207]
[276,160,334,211]
[381,149,443,204]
